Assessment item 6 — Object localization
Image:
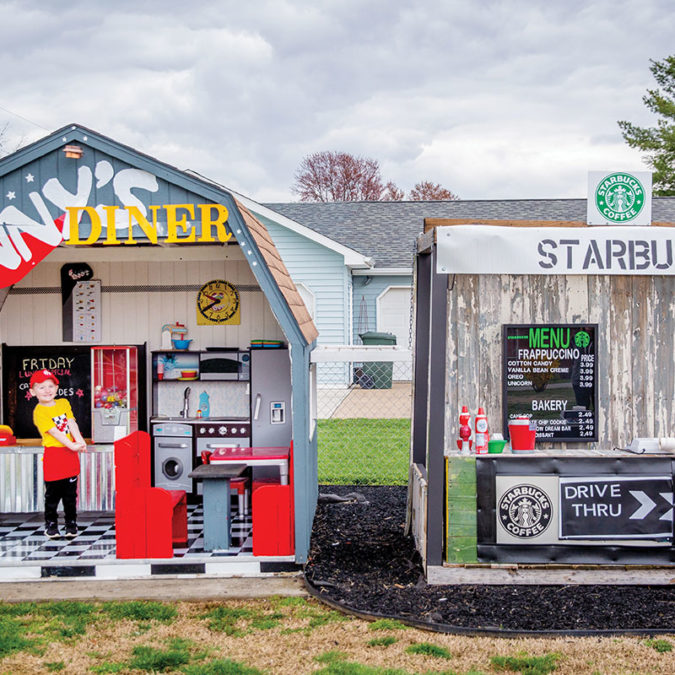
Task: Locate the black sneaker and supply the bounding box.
[45,523,60,539]
[64,523,78,539]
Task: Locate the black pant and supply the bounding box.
[44,476,78,526]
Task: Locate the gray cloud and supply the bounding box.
[0,0,672,200]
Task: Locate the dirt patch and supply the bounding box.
[304,485,675,633]
[323,382,412,419]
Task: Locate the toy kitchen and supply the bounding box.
[150,343,292,499]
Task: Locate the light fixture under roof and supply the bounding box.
[63,144,83,159]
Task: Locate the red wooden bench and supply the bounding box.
[114,431,188,559]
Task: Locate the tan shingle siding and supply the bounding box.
[235,199,319,344]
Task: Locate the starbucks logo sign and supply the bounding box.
[498,484,552,538]
[594,172,645,223]
[574,330,591,348]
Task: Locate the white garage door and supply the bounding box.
[377,286,412,380]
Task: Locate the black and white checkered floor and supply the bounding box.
[0,503,291,581]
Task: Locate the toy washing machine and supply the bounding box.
[152,422,193,492]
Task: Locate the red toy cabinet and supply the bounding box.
[252,484,294,555]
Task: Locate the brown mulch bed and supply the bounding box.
[304,485,675,635]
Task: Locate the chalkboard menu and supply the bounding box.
[502,324,598,442]
[2,345,92,439]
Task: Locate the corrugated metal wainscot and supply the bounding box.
[0,446,114,512]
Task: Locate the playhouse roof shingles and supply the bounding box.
[236,199,318,345]
[265,197,675,269]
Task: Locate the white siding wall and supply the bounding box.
[255,214,352,387]
[257,215,350,345]
[0,245,283,349]
[352,275,413,346]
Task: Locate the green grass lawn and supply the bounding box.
[2,597,659,674]
[317,418,410,485]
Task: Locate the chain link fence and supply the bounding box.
[316,360,412,485]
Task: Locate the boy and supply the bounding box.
[30,369,87,539]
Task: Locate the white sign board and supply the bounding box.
[587,171,652,226]
[72,279,101,342]
[435,226,675,275]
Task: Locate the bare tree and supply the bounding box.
[381,181,405,201]
[292,151,385,202]
[292,151,459,202]
[409,180,459,201]
[0,122,9,157]
[0,123,24,158]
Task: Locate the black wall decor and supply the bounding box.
[61,263,94,341]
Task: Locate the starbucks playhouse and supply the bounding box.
[408,173,675,583]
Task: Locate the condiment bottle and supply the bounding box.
[474,407,489,454]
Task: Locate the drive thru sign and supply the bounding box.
[559,476,674,540]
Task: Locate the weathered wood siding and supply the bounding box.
[445,274,675,450]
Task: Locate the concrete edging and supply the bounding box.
[0,573,308,602]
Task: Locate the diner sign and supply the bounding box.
[0,161,234,289]
[65,203,232,246]
[435,226,675,275]
[502,324,598,442]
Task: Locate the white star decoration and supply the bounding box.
[25,173,34,183]
[6,191,15,200]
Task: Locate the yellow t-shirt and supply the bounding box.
[33,398,75,447]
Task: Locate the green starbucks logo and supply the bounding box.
[574,331,591,348]
[595,172,645,223]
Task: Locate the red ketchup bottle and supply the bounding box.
[458,405,472,454]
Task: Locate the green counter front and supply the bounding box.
[446,450,675,566]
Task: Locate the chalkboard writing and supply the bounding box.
[502,324,598,442]
[2,345,91,439]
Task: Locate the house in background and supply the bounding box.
[259,197,675,376]
[188,188,675,391]
[264,201,420,357]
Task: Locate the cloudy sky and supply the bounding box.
[0,0,672,202]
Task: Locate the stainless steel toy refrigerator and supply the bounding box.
[250,348,292,448]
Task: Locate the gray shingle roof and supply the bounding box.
[264,198,675,269]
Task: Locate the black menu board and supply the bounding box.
[2,345,92,440]
[502,324,597,442]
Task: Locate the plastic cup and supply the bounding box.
[488,439,507,453]
[508,417,536,453]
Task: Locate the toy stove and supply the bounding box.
[194,419,251,456]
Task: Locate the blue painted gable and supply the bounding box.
[0,126,233,246]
